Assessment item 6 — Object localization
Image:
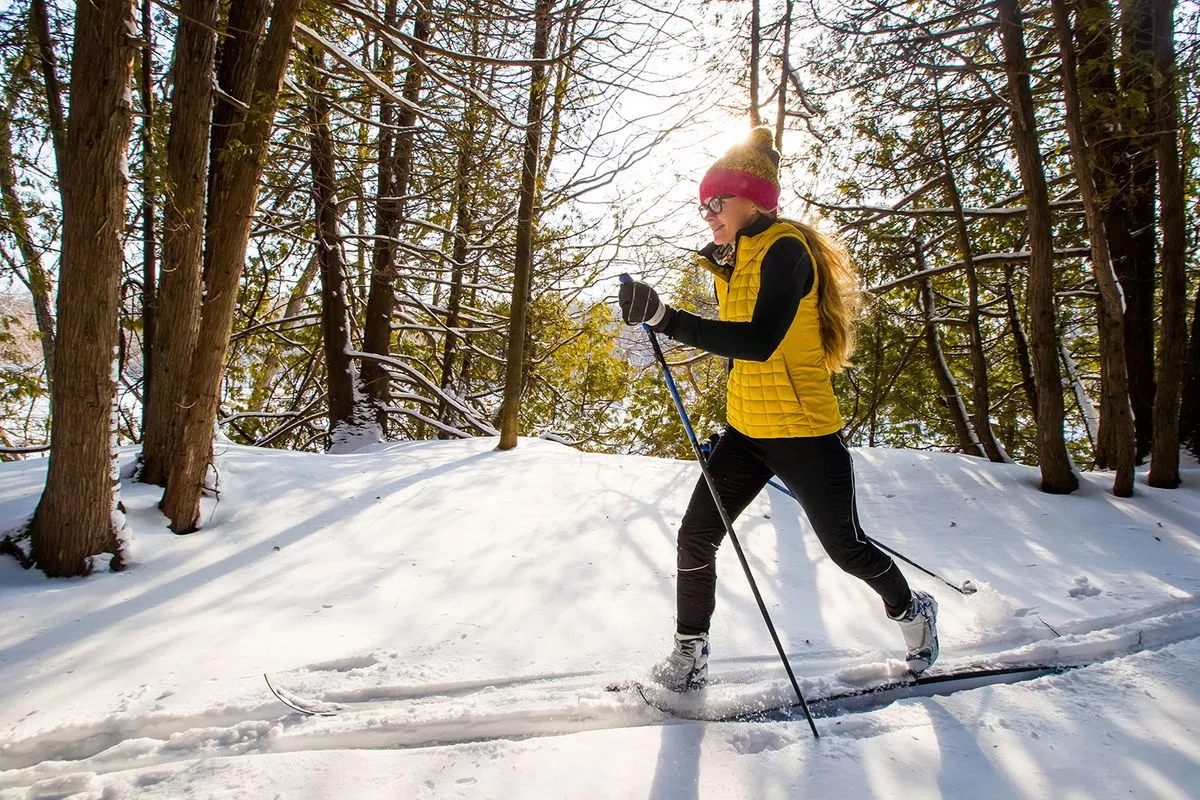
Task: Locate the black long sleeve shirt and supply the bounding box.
[663,219,814,362]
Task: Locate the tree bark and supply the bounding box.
[1115,0,1159,460]
[1073,0,1121,466]
[140,0,218,487]
[1004,263,1038,413]
[438,139,474,435]
[162,0,301,532]
[138,0,157,437]
[997,0,1078,493]
[498,0,555,450]
[943,168,1006,462]
[1052,0,1135,496]
[306,48,357,443]
[361,1,431,436]
[1147,0,1186,489]
[29,0,136,577]
[920,270,982,456]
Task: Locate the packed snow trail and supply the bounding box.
[3,603,1199,794]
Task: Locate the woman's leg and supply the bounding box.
[759,432,912,614]
[675,427,773,634]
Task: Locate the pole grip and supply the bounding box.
[617,273,651,333]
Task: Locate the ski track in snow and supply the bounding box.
[3,601,1200,793]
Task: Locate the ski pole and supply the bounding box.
[620,274,819,738]
[763,478,978,596]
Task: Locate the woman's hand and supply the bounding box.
[618,280,673,331]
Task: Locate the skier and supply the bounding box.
[618,127,938,692]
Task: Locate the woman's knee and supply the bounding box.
[822,534,889,578]
[676,528,720,570]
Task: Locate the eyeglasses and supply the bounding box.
[699,194,735,218]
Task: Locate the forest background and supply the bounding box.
[0,0,1198,577]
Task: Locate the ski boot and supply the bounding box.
[890,590,939,674]
[648,632,709,691]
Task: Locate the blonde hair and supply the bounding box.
[779,217,863,373]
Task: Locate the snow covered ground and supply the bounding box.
[1,438,1198,799]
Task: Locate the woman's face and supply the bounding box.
[700,194,762,245]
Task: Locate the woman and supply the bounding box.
[618,127,938,692]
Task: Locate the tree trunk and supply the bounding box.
[361,1,431,436]
[1004,263,1038,413]
[997,0,1079,493]
[162,0,301,532]
[458,258,483,404]
[361,0,398,434]
[920,271,982,456]
[29,0,136,577]
[306,48,357,445]
[943,168,1006,462]
[140,0,218,487]
[1115,0,1159,461]
[1073,0,1118,468]
[437,141,474,435]
[1147,0,1186,489]
[1052,0,1135,496]
[138,0,157,437]
[498,0,555,450]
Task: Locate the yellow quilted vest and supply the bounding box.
[705,221,844,439]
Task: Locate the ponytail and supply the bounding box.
[780,218,863,373]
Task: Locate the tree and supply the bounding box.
[305,46,358,447]
[1073,0,1158,462]
[1148,0,1188,488]
[998,0,1079,493]
[1114,0,1160,460]
[1052,0,1136,496]
[161,0,302,532]
[498,0,555,450]
[361,0,431,437]
[915,234,983,456]
[28,0,136,577]
[140,0,218,487]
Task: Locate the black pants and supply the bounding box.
[675,427,912,635]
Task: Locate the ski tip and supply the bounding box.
[264,672,340,716]
[961,580,978,595]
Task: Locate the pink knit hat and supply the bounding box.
[698,127,781,212]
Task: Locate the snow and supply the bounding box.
[1,438,1198,798]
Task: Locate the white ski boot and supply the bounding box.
[890,590,939,674]
[648,632,709,691]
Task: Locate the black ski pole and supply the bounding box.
[764,478,978,596]
[621,274,819,738]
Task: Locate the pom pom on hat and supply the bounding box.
[699,126,781,212]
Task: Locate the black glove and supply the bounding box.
[618,280,673,332]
